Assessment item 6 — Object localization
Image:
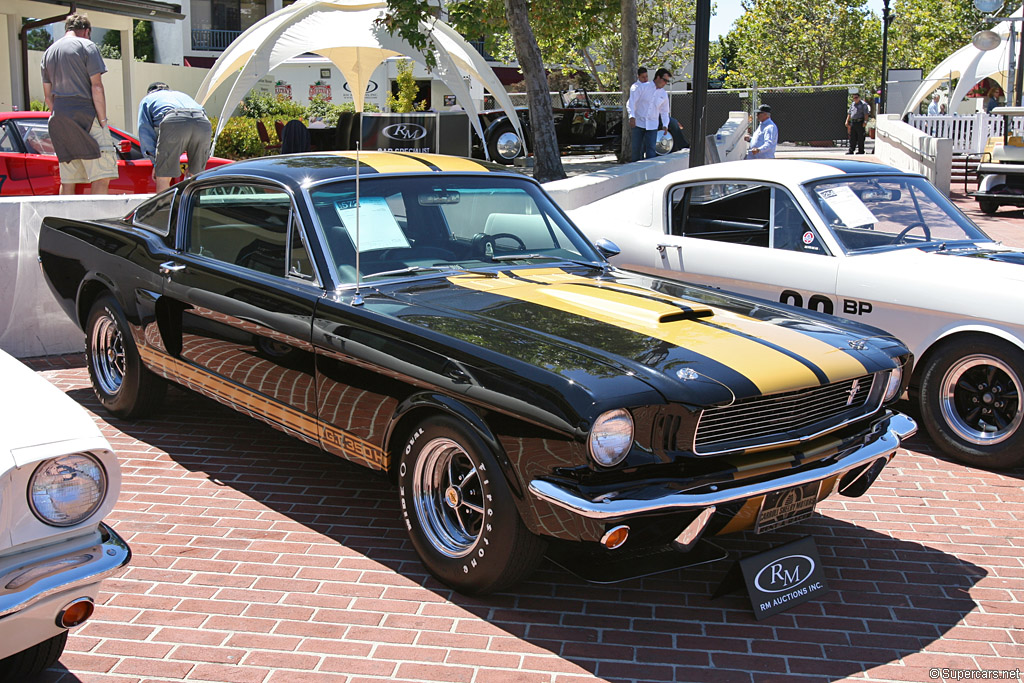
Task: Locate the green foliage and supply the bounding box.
[133,19,155,63]
[30,100,47,112]
[386,60,427,112]
[25,27,52,52]
[725,0,880,89]
[99,28,121,60]
[887,0,985,77]
[210,116,279,160]
[240,92,307,119]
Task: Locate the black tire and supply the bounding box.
[85,294,166,418]
[978,199,999,215]
[398,415,547,595]
[919,335,1024,469]
[485,122,524,165]
[0,632,67,681]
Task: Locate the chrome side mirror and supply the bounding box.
[594,238,620,258]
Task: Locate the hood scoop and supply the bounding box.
[542,283,715,328]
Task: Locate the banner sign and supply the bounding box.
[361,114,438,153]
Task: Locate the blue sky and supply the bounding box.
[710,0,886,39]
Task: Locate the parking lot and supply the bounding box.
[23,160,1024,683]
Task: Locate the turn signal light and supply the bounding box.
[57,597,95,628]
[601,525,630,549]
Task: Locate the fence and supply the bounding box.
[496,85,859,144]
[908,112,1024,155]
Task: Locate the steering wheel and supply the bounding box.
[894,222,932,244]
[471,232,528,258]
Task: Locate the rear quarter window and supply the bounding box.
[133,191,176,236]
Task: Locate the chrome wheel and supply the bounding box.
[939,354,1022,445]
[90,309,125,397]
[495,131,522,160]
[411,437,485,558]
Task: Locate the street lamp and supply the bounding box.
[880,0,895,114]
[972,0,1024,107]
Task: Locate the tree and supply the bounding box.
[134,20,156,63]
[387,59,428,112]
[726,0,880,89]
[25,27,52,52]
[886,0,985,77]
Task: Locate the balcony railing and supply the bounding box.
[191,29,242,51]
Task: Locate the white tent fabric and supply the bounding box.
[904,6,1023,114]
[194,0,524,156]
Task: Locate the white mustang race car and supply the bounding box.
[0,350,130,678]
[569,158,1024,469]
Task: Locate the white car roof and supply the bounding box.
[657,158,916,187]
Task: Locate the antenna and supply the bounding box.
[352,139,363,306]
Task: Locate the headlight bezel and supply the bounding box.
[28,452,108,528]
[588,408,635,468]
[882,365,904,403]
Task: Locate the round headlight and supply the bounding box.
[29,454,107,527]
[883,366,904,402]
[589,409,634,467]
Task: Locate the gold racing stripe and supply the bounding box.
[137,345,387,470]
[322,151,490,174]
[449,268,868,395]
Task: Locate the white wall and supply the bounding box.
[874,114,953,195]
[0,195,149,358]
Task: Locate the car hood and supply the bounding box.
[375,266,902,406]
[0,352,110,471]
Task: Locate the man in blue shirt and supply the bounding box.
[745,104,777,159]
[137,82,212,192]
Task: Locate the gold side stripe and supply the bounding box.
[137,346,387,470]
[449,268,868,395]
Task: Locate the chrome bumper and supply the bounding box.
[0,523,131,619]
[529,412,917,522]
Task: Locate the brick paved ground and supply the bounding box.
[22,354,1024,683]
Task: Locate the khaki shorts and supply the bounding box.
[58,118,118,185]
[155,112,212,179]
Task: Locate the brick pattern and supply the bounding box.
[26,356,1024,683]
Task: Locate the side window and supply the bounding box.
[671,182,770,247]
[133,190,176,235]
[187,185,298,279]
[0,123,15,153]
[771,190,826,255]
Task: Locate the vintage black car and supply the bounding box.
[476,89,685,164]
[38,151,916,595]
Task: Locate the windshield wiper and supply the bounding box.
[491,253,544,261]
[362,266,434,279]
[362,265,500,280]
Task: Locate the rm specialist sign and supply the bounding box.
[362,114,437,153]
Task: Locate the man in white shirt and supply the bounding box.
[626,67,648,161]
[927,93,941,115]
[745,104,777,159]
[628,67,672,161]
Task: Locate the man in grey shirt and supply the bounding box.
[41,13,117,194]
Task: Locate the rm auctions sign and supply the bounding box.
[361,114,437,153]
[741,536,829,619]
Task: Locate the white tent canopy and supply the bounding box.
[904,6,1023,114]
[194,0,524,157]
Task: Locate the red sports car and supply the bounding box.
[0,111,231,195]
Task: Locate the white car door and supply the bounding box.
[616,180,843,317]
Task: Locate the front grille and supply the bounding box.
[692,373,883,455]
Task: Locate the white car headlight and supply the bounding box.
[883,366,904,402]
[29,453,107,527]
[589,409,634,467]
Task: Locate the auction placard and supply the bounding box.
[740,536,829,620]
[361,114,438,154]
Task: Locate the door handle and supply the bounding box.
[656,243,681,253]
[159,261,186,275]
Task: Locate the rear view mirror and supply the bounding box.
[118,139,132,155]
[858,188,901,202]
[594,238,621,258]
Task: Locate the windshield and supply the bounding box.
[11,118,141,158]
[308,175,602,283]
[805,175,991,253]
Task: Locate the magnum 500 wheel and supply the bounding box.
[85,294,166,418]
[920,335,1024,469]
[398,416,546,595]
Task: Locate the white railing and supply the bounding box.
[909,113,1024,155]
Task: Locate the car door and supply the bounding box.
[160,181,323,444]
[0,119,58,195]
[643,180,843,316]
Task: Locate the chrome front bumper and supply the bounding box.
[0,523,131,619]
[529,412,917,522]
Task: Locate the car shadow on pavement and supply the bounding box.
[64,381,989,683]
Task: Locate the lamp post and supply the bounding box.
[972,1,1024,107]
[880,0,895,115]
